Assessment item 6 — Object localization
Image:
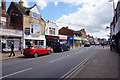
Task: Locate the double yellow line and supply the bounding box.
[59,53,95,80]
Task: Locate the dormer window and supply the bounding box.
[32,12,39,19]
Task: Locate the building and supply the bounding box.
[59,27,74,47]
[7,0,46,48]
[110,1,120,53]
[45,20,59,47]
[0,0,23,53]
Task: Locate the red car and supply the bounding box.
[23,45,52,58]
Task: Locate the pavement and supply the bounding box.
[74,47,119,78]
[0,52,23,61]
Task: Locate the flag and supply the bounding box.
[108,0,114,2]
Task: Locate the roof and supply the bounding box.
[8,2,36,16]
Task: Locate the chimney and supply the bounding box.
[66,26,68,29]
[19,0,24,6]
[1,0,6,11]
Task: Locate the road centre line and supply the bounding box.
[59,53,94,79]
[50,55,70,63]
[1,68,32,79]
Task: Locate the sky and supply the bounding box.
[0,0,119,39]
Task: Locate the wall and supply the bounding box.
[45,22,58,36]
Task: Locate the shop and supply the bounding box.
[74,37,81,46]
[67,36,74,46]
[24,34,46,48]
[59,35,67,43]
[0,28,22,53]
[45,35,59,48]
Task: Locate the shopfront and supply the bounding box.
[0,28,22,53]
[59,35,67,43]
[74,37,81,46]
[67,36,74,46]
[24,34,46,48]
[45,35,59,47]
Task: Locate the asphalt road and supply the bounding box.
[1,46,101,79]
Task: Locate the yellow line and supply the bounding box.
[64,54,94,80]
[60,54,94,79]
[60,57,89,79]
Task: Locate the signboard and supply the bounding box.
[59,35,67,40]
[25,28,30,35]
[0,28,22,37]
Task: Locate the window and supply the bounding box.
[49,27,55,35]
[32,12,39,19]
[30,23,41,34]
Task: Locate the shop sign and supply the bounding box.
[59,35,67,40]
[74,37,81,40]
[47,35,58,39]
[25,28,30,35]
[0,28,22,36]
[67,36,73,40]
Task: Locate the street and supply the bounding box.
[2,46,101,79]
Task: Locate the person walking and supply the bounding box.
[101,41,104,48]
[19,43,23,54]
[9,42,15,57]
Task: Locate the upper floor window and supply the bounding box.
[32,12,39,19]
[30,23,41,34]
[49,27,55,35]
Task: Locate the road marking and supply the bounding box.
[59,53,94,80]
[1,68,32,79]
[50,55,70,63]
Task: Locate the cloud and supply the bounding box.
[23,0,29,7]
[36,0,47,10]
[56,0,114,38]
[54,1,58,6]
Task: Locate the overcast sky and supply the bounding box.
[1,0,119,39]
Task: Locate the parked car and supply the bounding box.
[89,41,94,45]
[23,45,52,58]
[95,42,99,46]
[53,42,70,52]
[84,41,90,47]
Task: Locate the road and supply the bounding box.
[1,46,101,79]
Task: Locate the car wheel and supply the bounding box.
[67,48,70,51]
[61,48,64,52]
[34,52,38,58]
[48,51,51,55]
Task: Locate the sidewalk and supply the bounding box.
[0,52,24,60]
[75,47,119,78]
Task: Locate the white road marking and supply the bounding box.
[50,55,70,63]
[1,68,32,79]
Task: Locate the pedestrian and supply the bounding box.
[101,41,104,48]
[9,42,15,57]
[80,41,82,47]
[19,43,23,54]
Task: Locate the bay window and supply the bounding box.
[30,23,41,34]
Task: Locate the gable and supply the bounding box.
[30,6,40,14]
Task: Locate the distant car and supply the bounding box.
[53,42,70,52]
[84,42,90,47]
[23,45,52,58]
[95,42,99,46]
[89,42,94,45]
